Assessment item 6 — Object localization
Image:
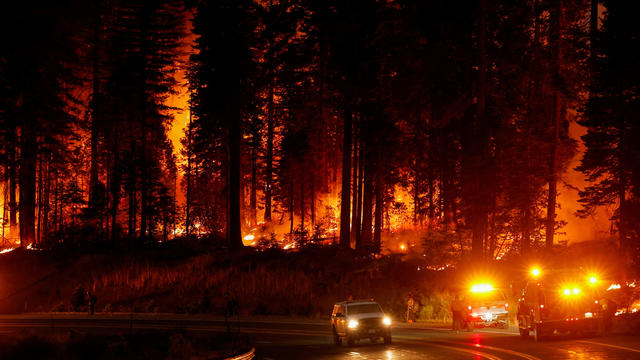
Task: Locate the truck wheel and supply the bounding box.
[347,336,355,346]
[519,327,529,338]
[534,324,544,342]
[384,334,392,344]
[333,328,342,346]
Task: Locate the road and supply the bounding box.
[0,314,639,359]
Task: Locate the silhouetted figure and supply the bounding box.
[451,295,465,333]
[225,291,239,319]
[87,291,97,315]
[406,293,416,323]
[601,297,617,333]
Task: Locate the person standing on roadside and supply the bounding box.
[451,294,465,333]
[406,293,416,323]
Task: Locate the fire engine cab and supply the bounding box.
[517,267,602,341]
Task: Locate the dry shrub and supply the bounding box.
[81,249,456,318]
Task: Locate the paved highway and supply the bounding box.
[0,314,639,359]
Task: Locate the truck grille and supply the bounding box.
[359,317,383,328]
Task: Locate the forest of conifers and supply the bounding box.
[0,0,638,267]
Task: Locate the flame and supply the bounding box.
[0,247,15,255]
[607,283,621,290]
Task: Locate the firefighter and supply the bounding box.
[87,290,97,315]
[406,293,416,323]
[601,297,617,333]
[451,294,465,333]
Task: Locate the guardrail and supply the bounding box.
[224,347,255,360]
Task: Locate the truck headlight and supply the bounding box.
[383,317,391,326]
[348,320,359,329]
[572,287,581,295]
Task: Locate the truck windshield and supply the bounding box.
[348,303,382,314]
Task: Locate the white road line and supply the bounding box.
[411,327,516,335]
[457,342,541,360]
[578,340,640,354]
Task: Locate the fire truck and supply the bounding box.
[517,267,602,341]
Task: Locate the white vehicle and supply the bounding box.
[466,285,510,329]
[330,300,392,346]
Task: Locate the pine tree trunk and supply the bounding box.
[42,156,50,245]
[427,159,434,227]
[413,158,419,226]
[8,125,17,236]
[618,164,626,252]
[264,47,275,223]
[250,134,257,226]
[2,163,7,240]
[19,115,37,247]
[311,176,316,226]
[110,124,120,245]
[185,111,192,237]
[300,178,304,231]
[128,163,136,244]
[373,151,383,252]
[227,106,243,249]
[339,105,352,249]
[355,146,364,248]
[318,0,329,193]
[471,0,489,260]
[105,170,110,241]
[36,152,43,246]
[89,0,101,210]
[361,161,374,249]
[351,122,359,243]
[546,0,563,249]
[53,170,58,235]
[289,180,294,234]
